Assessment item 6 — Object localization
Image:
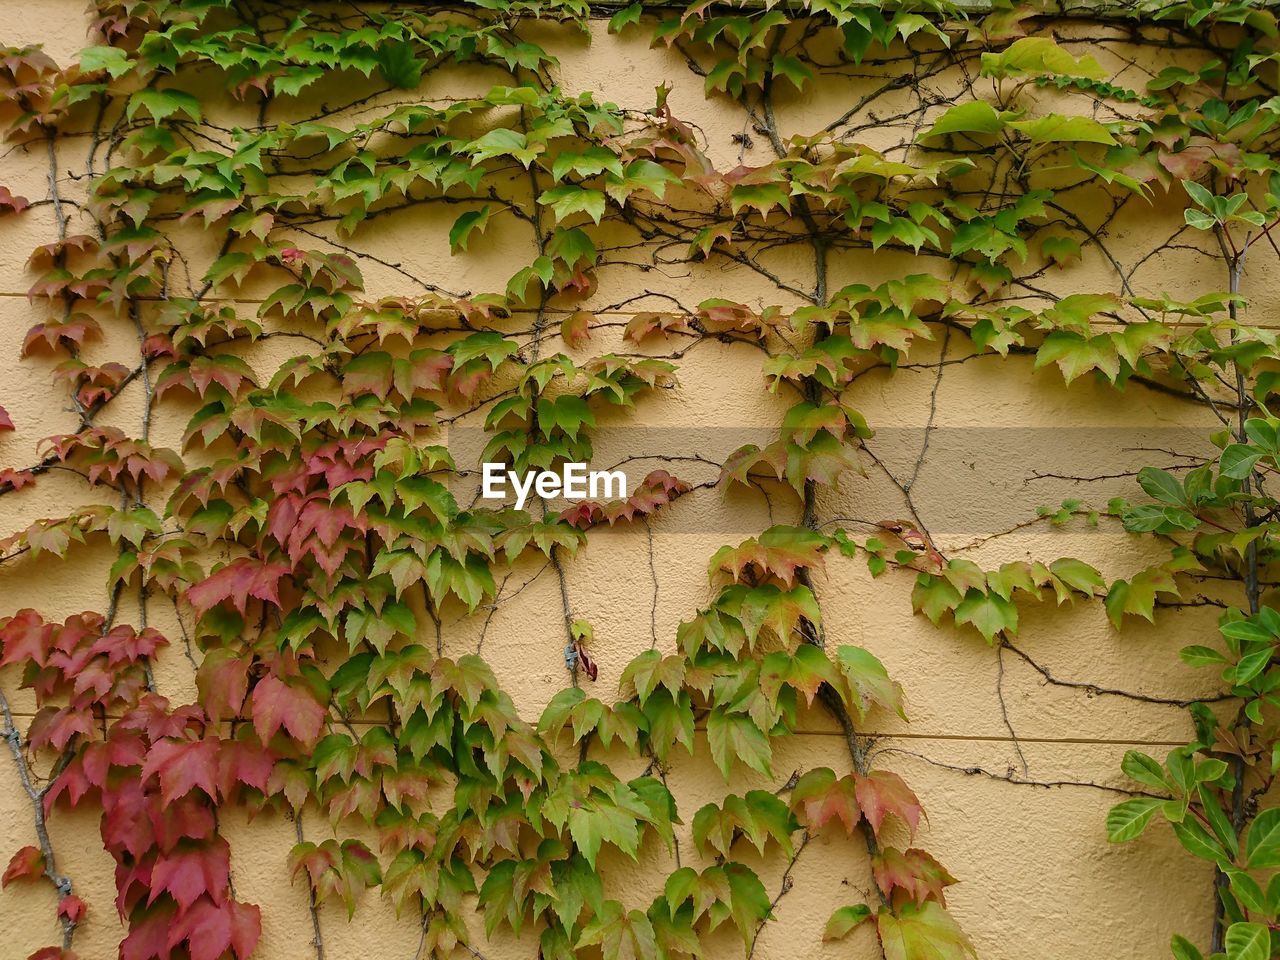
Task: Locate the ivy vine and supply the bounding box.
[1,2,1279,960]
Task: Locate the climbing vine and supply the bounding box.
[0,1,1279,959]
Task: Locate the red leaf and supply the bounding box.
[574,641,598,682]
[560,310,593,349]
[790,768,861,835]
[186,558,290,615]
[196,649,249,723]
[57,894,87,924]
[141,738,220,805]
[150,793,215,851]
[854,770,924,838]
[250,675,325,748]
[28,949,78,960]
[216,739,274,796]
[27,705,93,752]
[102,779,155,859]
[0,610,51,667]
[121,899,176,960]
[0,404,13,431]
[2,845,44,886]
[873,847,957,907]
[149,838,230,913]
[0,467,35,491]
[0,185,29,215]
[169,898,262,960]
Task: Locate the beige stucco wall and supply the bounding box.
[0,5,1246,958]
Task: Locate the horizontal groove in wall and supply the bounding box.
[0,290,1268,330]
[0,707,1189,747]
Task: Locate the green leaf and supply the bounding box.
[539,185,607,224]
[1221,444,1263,479]
[127,88,202,123]
[1171,817,1230,866]
[80,45,132,78]
[772,54,813,90]
[1225,923,1269,960]
[1106,797,1161,842]
[1137,467,1187,506]
[1171,934,1205,960]
[835,646,906,723]
[376,40,423,88]
[608,2,643,32]
[448,206,492,254]
[878,901,976,960]
[923,101,1007,138]
[824,904,873,941]
[706,709,772,779]
[980,37,1107,81]
[1246,808,1280,868]
[952,590,1017,642]
[1008,115,1117,145]
[1120,751,1169,791]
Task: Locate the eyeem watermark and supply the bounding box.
[481,463,627,510]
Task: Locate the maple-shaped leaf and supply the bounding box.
[187,558,290,616]
[121,898,177,960]
[579,899,659,960]
[250,675,326,748]
[618,649,685,706]
[877,901,976,960]
[836,646,907,724]
[0,185,29,215]
[873,847,957,907]
[168,898,262,960]
[57,894,86,924]
[692,790,797,859]
[561,310,593,348]
[709,525,829,587]
[623,311,690,344]
[855,770,924,838]
[760,645,839,707]
[141,738,220,805]
[825,904,874,941]
[0,404,13,431]
[196,648,250,723]
[27,948,78,960]
[790,768,860,834]
[706,708,772,779]
[2,845,44,886]
[149,838,230,912]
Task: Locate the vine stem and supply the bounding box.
[0,687,76,949]
[295,812,327,960]
[1210,226,1255,954]
[755,61,891,937]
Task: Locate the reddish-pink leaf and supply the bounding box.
[0,185,29,215]
[195,649,249,723]
[873,847,957,907]
[790,768,861,835]
[149,838,230,912]
[140,738,220,805]
[2,845,44,886]
[120,899,176,960]
[560,311,593,349]
[28,948,78,960]
[855,770,924,838]
[57,894,86,924]
[169,898,262,960]
[250,675,325,748]
[186,558,290,615]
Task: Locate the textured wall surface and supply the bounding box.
[0,4,1248,959]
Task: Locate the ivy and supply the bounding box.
[2,1,1280,959]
